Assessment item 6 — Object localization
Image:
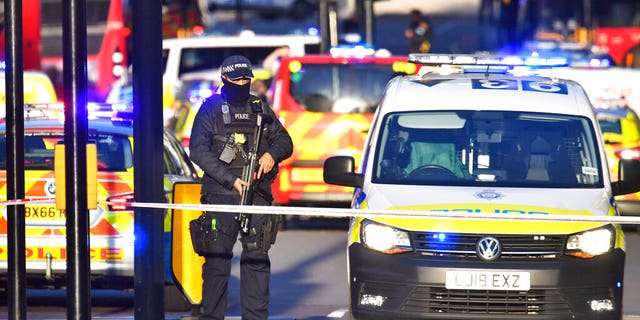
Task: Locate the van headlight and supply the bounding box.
[361,220,412,254]
[565,225,615,258]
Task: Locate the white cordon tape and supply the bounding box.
[3,198,640,225]
[0,198,55,205]
[130,202,640,225]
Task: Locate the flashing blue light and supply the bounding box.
[307,27,320,36]
[617,282,622,288]
[188,88,214,103]
[134,222,149,256]
[354,190,366,209]
[432,233,447,241]
[111,103,130,112]
[87,102,133,122]
[590,58,610,67]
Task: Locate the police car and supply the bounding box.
[0,103,198,303]
[323,54,640,319]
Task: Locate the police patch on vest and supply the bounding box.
[235,113,251,120]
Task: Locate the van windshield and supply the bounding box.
[178,46,283,77]
[372,110,603,188]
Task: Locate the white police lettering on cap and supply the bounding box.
[221,63,250,74]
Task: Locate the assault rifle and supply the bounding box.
[239,106,266,234]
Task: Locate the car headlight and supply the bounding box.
[361,220,412,254]
[565,225,614,258]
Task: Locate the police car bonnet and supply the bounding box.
[220,55,254,80]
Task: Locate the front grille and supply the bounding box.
[403,286,572,315]
[413,232,566,259]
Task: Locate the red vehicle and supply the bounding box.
[269,46,418,206]
[0,0,42,70]
[595,27,640,68]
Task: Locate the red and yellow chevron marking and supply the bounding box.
[273,110,373,202]
[280,110,373,163]
[0,170,134,237]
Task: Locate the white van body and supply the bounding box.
[162,33,320,102]
[323,54,640,320]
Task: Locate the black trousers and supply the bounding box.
[199,193,272,320]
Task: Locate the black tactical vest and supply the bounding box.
[211,95,265,170]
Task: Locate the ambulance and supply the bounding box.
[323,54,640,319]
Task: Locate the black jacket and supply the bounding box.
[189,93,293,198]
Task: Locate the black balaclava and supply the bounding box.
[222,78,251,103]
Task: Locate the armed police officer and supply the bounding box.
[189,55,293,320]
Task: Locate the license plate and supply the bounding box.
[25,206,66,221]
[445,270,530,291]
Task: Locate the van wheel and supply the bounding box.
[164,283,193,312]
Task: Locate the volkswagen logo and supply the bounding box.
[476,237,501,260]
[475,190,502,200]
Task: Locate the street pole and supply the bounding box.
[62,0,91,317]
[4,0,26,317]
[131,0,165,318]
[363,0,374,45]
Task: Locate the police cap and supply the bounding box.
[220,55,254,80]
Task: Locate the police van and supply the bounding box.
[323,54,640,319]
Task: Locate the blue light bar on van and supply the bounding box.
[88,102,133,122]
[409,53,569,68]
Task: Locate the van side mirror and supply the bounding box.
[323,156,364,188]
[612,159,640,196]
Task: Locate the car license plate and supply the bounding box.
[445,270,530,291]
[24,205,66,226]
